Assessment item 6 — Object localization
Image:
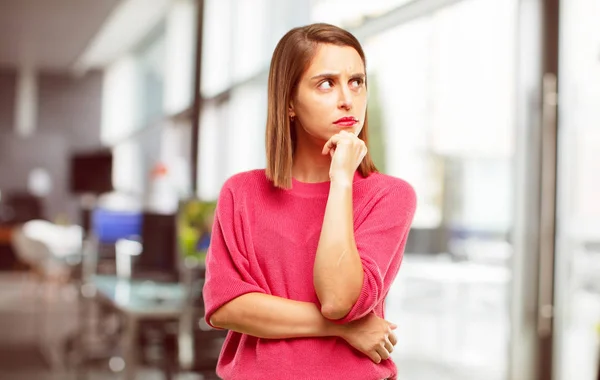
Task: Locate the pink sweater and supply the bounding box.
[203,169,416,380]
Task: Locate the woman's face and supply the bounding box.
[290,43,367,145]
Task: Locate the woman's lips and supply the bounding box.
[334,117,358,127]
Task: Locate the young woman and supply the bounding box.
[202,23,417,380]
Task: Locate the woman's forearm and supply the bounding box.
[314,179,364,320]
[210,292,344,339]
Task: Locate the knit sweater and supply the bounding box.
[202,169,417,380]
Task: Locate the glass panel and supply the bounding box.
[196,82,267,201]
[363,0,517,377]
[163,0,197,115]
[137,26,166,126]
[112,141,144,195]
[201,0,310,98]
[310,0,416,26]
[198,0,310,200]
[231,0,269,82]
[201,0,234,97]
[160,121,193,199]
[556,0,600,378]
[101,56,143,145]
[222,83,267,178]
[197,101,228,201]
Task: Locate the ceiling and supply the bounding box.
[0,0,121,71]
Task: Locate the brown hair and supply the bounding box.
[265,23,378,189]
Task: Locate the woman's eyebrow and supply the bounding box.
[310,72,365,81]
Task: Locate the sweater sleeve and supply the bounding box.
[202,183,267,329]
[337,181,417,324]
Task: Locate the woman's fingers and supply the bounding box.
[367,349,383,364]
[375,344,390,361]
[360,144,368,160]
[322,134,342,155]
[388,330,398,346]
[384,336,394,354]
[322,131,364,156]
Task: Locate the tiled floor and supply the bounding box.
[390,254,509,380]
[1,254,598,380]
[0,260,509,380]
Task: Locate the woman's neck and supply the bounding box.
[292,141,331,183]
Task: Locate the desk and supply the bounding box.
[0,225,13,243]
[396,256,511,364]
[90,275,185,380]
[0,225,18,270]
[401,259,511,285]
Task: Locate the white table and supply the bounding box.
[394,255,511,365]
[400,259,511,286]
[90,275,185,380]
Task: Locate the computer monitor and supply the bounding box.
[69,151,113,195]
[135,212,179,281]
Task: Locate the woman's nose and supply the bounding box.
[338,85,353,110]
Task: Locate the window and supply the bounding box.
[197,0,310,197]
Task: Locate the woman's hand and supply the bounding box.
[337,313,397,364]
[322,130,367,184]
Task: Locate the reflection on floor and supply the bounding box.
[559,290,600,380]
[391,253,509,380]
[392,253,600,380]
[0,253,598,380]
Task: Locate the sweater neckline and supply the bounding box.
[289,171,366,196]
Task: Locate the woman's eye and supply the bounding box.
[350,78,364,88]
[318,80,333,90]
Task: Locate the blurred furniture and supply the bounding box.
[87,275,185,380]
[597,320,600,380]
[405,227,449,254]
[69,150,113,195]
[186,266,226,378]
[88,209,179,281]
[401,254,511,288]
[0,225,12,243]
[75,209,185,379]
[11,220,83,280]
[161,264,225,380]
[10,219,84,369]
[74,206,224,379]
[399,253,511,362]
[70,207,142,377]
[2,192,45,224]
[129,264,226,380]
[0,224,16,270]
[89,208,143,276]
[0,191,45,270]
[173,199,225,378]
[133,212,179,282]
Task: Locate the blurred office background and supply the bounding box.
[0,0,598,379]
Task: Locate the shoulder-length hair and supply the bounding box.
[265,23,378,189]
